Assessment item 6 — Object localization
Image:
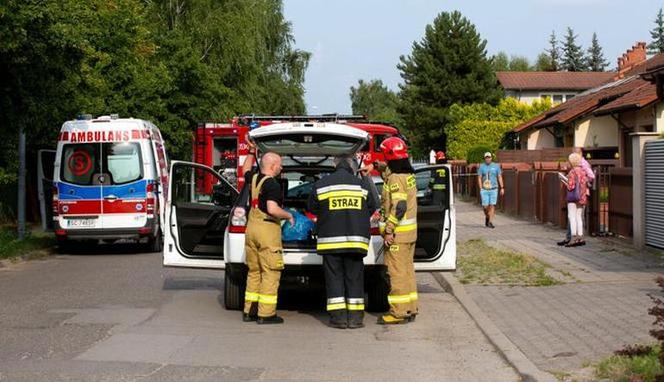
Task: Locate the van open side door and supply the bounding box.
[412,165,456,271]
[163,161,238,269]
[38,150,56,231]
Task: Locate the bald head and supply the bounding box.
[260,152,283,176]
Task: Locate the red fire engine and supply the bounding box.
[194,115,403,192]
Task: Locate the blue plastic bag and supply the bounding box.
[281,209,314,242]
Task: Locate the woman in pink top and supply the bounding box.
[566,153,588,247]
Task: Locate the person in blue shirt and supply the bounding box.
[477,152,504,228]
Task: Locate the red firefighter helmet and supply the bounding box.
[380,137,409,161]
[436,151,446,160]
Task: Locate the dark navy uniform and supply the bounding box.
[308,161,378,327]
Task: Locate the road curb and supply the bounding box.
[433,272,556,382]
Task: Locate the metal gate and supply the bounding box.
[588,164,613,236]
[645,140,664,249]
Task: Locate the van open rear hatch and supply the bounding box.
[249,123,368,158]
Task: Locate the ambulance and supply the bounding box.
[44,115,169,251]
[163,122,456,312]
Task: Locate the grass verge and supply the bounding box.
[594,345,662,382]
[457,239,562,286]
[0,226,55,262]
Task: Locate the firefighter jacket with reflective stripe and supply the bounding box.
[381,172,418,243]
[308,164,378,256]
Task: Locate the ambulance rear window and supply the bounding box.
[61,144,101,185]
[60,142,142,185]
[105,142,143,184]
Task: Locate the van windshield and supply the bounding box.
[61,142,143,185]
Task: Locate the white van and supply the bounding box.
[42,115,169,251]
[163,122,456,311]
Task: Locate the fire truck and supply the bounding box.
[193,115,403,192]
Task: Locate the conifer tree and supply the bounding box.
[586,33,608,72]
[561,27,587,72]
[397,11,501,152]
[649,8,664,54]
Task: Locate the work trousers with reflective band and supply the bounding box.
[385,242,418,318]
[323,254,365,313]
[244,211,284,318]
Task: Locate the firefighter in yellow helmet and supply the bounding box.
[241,141,294,324]
[366,137,418,324]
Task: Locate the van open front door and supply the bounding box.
[413,165,456,271]
[163,161,237,269]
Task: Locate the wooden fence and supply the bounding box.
[452,160,634,237]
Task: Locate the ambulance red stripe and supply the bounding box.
[58,200,146,214]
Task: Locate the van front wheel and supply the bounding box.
[148,231,163,253]
[224,266,245,311]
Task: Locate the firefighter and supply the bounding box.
[241,141,294,324]
[364,137,418,325]
[430,167,448,207]
[308,155,378,329]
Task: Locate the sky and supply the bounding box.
[283,0,659,114]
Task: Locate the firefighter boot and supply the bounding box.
[329,310,347,329]
[347,310,364,329]
[242,302,258,322]
[257,315,284,324]
[377,314,408,325]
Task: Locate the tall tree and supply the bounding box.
[397,11,501,153]
[349,79,401,126]
[649,8,664,54]
[561,27,587,72]
[491,52,510,72]
[534,52,555,71]
[0,0,310,222]
[546,31,560,71]
[586,33,608,72]
[508,56,531,71]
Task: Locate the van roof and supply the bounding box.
[61,117,150,133]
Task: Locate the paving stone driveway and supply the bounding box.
[454,200,664,375]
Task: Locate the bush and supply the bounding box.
[467,145,493,164]
[595,345,662,382]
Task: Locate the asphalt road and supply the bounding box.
[0,245,518,381]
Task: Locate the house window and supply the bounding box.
[540,93,576,104]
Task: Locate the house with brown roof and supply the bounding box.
[497,42,649,106]
[512,42,663,167]
[497,71,615,105]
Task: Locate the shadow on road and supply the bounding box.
[58,241,154,256]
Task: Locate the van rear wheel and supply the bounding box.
[366,266,390,312]
[224,266,245,311]
[56,239,73,254]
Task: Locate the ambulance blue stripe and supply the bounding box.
[59,179,148,200]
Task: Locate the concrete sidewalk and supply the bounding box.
[454,200,664,377]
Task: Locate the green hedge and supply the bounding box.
[446,98,552,159]
[467,145,494,164]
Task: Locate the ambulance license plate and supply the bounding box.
[67,218,97,228]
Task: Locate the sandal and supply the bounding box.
[565,240,582,248]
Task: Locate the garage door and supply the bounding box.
[645,139,664,249]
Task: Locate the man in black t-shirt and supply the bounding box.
[241,141,293,324]
[242,167,283,215]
